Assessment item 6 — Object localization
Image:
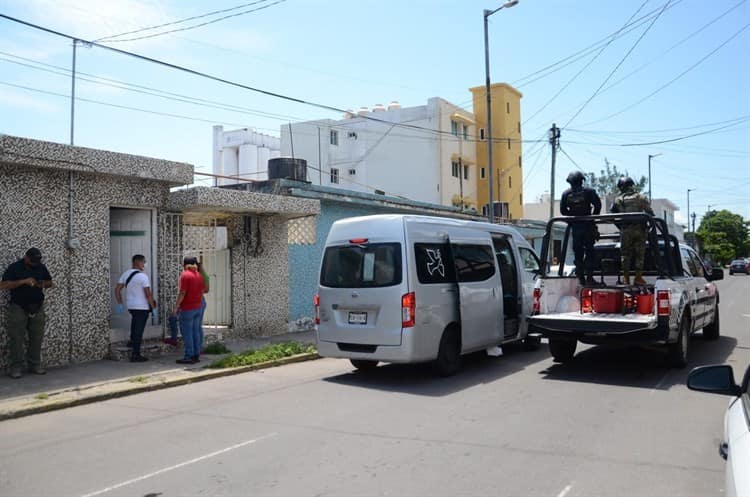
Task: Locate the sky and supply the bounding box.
[0,0,748,228]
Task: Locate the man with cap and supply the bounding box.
[560,171,602,285]
[0,247,54,378]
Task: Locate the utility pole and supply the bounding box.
[69,39,78,146]
[691,212,696,234]
[549,123,560,219]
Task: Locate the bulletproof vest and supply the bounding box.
[616,192,647,213]
[565,188,592,216]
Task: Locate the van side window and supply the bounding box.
[452,244,496,282]
[519,247,540,272]
[320,243,402,288]
[415,243,455,284]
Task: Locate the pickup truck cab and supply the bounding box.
[316,214,542,375]
[528,213,723,367]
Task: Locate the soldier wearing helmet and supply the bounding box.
[610,176,654,285]
[560,171,602,285]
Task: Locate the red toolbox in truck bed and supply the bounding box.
[592,288,624,313]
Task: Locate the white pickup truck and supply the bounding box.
[528,213,724,367]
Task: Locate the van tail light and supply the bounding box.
[314,294,320,325]
[580,288,593,313]
[532,288,541,314]
[657,290,671,316]
[401,292,416,328]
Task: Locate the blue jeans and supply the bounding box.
[198,297,207,353]
[178,308,201,359]
[129,309,149,358]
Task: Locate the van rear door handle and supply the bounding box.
[441,288,456,293]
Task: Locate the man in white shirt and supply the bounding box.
[114,254,157,362]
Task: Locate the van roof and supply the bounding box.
[328,214,532,248]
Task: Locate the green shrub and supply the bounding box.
[208,341,316,369]
[202,343,231,354]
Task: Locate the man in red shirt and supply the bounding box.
[171,257,205,364]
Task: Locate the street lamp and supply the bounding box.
[687,188,695,245]
[484,0,519,223]
[647,153,662,202]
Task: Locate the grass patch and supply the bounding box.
[34,393,49,400]
[128,376,149,384]
[208,341,316,369]
[202,342,231,355]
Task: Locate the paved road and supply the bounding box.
[2,275,749,497]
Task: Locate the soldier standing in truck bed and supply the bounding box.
[610,176,654,286]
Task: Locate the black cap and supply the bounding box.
[183,256,198,265]
[25,247,42,264]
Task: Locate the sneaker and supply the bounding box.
[30,367,47,375]
[191,356,200,363]
[176,358,194,364]
[130,356,148,363]
[9,369,22,379]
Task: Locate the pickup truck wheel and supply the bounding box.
[434,326,462,376]
[703,304,720,340]
[350,359,379,371]
[667,315,690,368]
[523,335,542,351]
[549,339,576,362]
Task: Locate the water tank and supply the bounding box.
[357,106,370,115]
[268,157,307,181]
[387,101,401,110]
[372,103,386,112]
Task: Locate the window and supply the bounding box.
[518,156,522,167]
[452,244,496,282]
[480,128,485,140]
[508,176,512,189]
[518,121,521,133]
[519,193,523,205]
[330,168,339,184]
[451,121,458,136]
[330,129,338,146]
[462,124,468,141]
[507,138,511,150]
[680,248,699,277]
[687,249,706,278]
[480,167,486,179]
[463,165,469,180]
[506,102,510,114]
[415,243,455,284]
[348,169,356,176]
[451,161,460,178]
[320,243,402,288]
[519,247,540,273]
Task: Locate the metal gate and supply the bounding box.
[161,213,231,327]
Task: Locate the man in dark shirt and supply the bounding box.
[0,247,54,378]
[560,171,602,285]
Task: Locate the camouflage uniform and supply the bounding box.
[611,187,653,285]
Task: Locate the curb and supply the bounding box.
[0,352,320,421]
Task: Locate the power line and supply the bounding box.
[562,0,673,129]
[96,0,287,43]
[576,21,750,127]
[618,119,750,146]
[566,114,750,135]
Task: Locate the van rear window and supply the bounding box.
[320,243,402,288]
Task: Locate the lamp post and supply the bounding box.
[647,153,662,202]
[484,0,519,223]
[687,188,694,245]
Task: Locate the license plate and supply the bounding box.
[348,311,367,325]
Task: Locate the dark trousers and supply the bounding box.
[129,309,149,358]
[6,303,46,371]
[572,223,596,281]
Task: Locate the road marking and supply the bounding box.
[557,483,574,497]
[79,433,277,497]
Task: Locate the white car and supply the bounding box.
[688,364,750,497]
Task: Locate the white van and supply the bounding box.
[315,214,543,375]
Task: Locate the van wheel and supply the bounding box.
[667,315,690,368]
[434,326,462,376]
[523,335,542,351]
[703,305,720,340]
[549,339,576,362]
[350,359,378,371]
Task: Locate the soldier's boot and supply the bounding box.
[634,271,647,286]
[622,270,630,286]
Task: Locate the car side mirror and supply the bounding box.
[707,267,724,281]
[687,365,741,396]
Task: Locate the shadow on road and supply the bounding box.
[323,341,550,397]
[538,333,737,390]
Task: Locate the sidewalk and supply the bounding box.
[0,330,317,421]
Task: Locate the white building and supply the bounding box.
[212,125,281,186]
[280,98,478,209]
[523,193,684,240]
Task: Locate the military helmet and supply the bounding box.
[566,171,585,186]
[617,176,635,191]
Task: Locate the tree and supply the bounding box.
[696,209,750,263]
[583,158,647,198]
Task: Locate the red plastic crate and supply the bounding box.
[592,289,624,313]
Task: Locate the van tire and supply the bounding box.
[703,305,720,340]
[434,326,462,376]
[549,339,576,362]
[523,335,542,351]
[667,315,690,368]
[350,359,379,371]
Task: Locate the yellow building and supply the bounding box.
[470,83,523,220]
